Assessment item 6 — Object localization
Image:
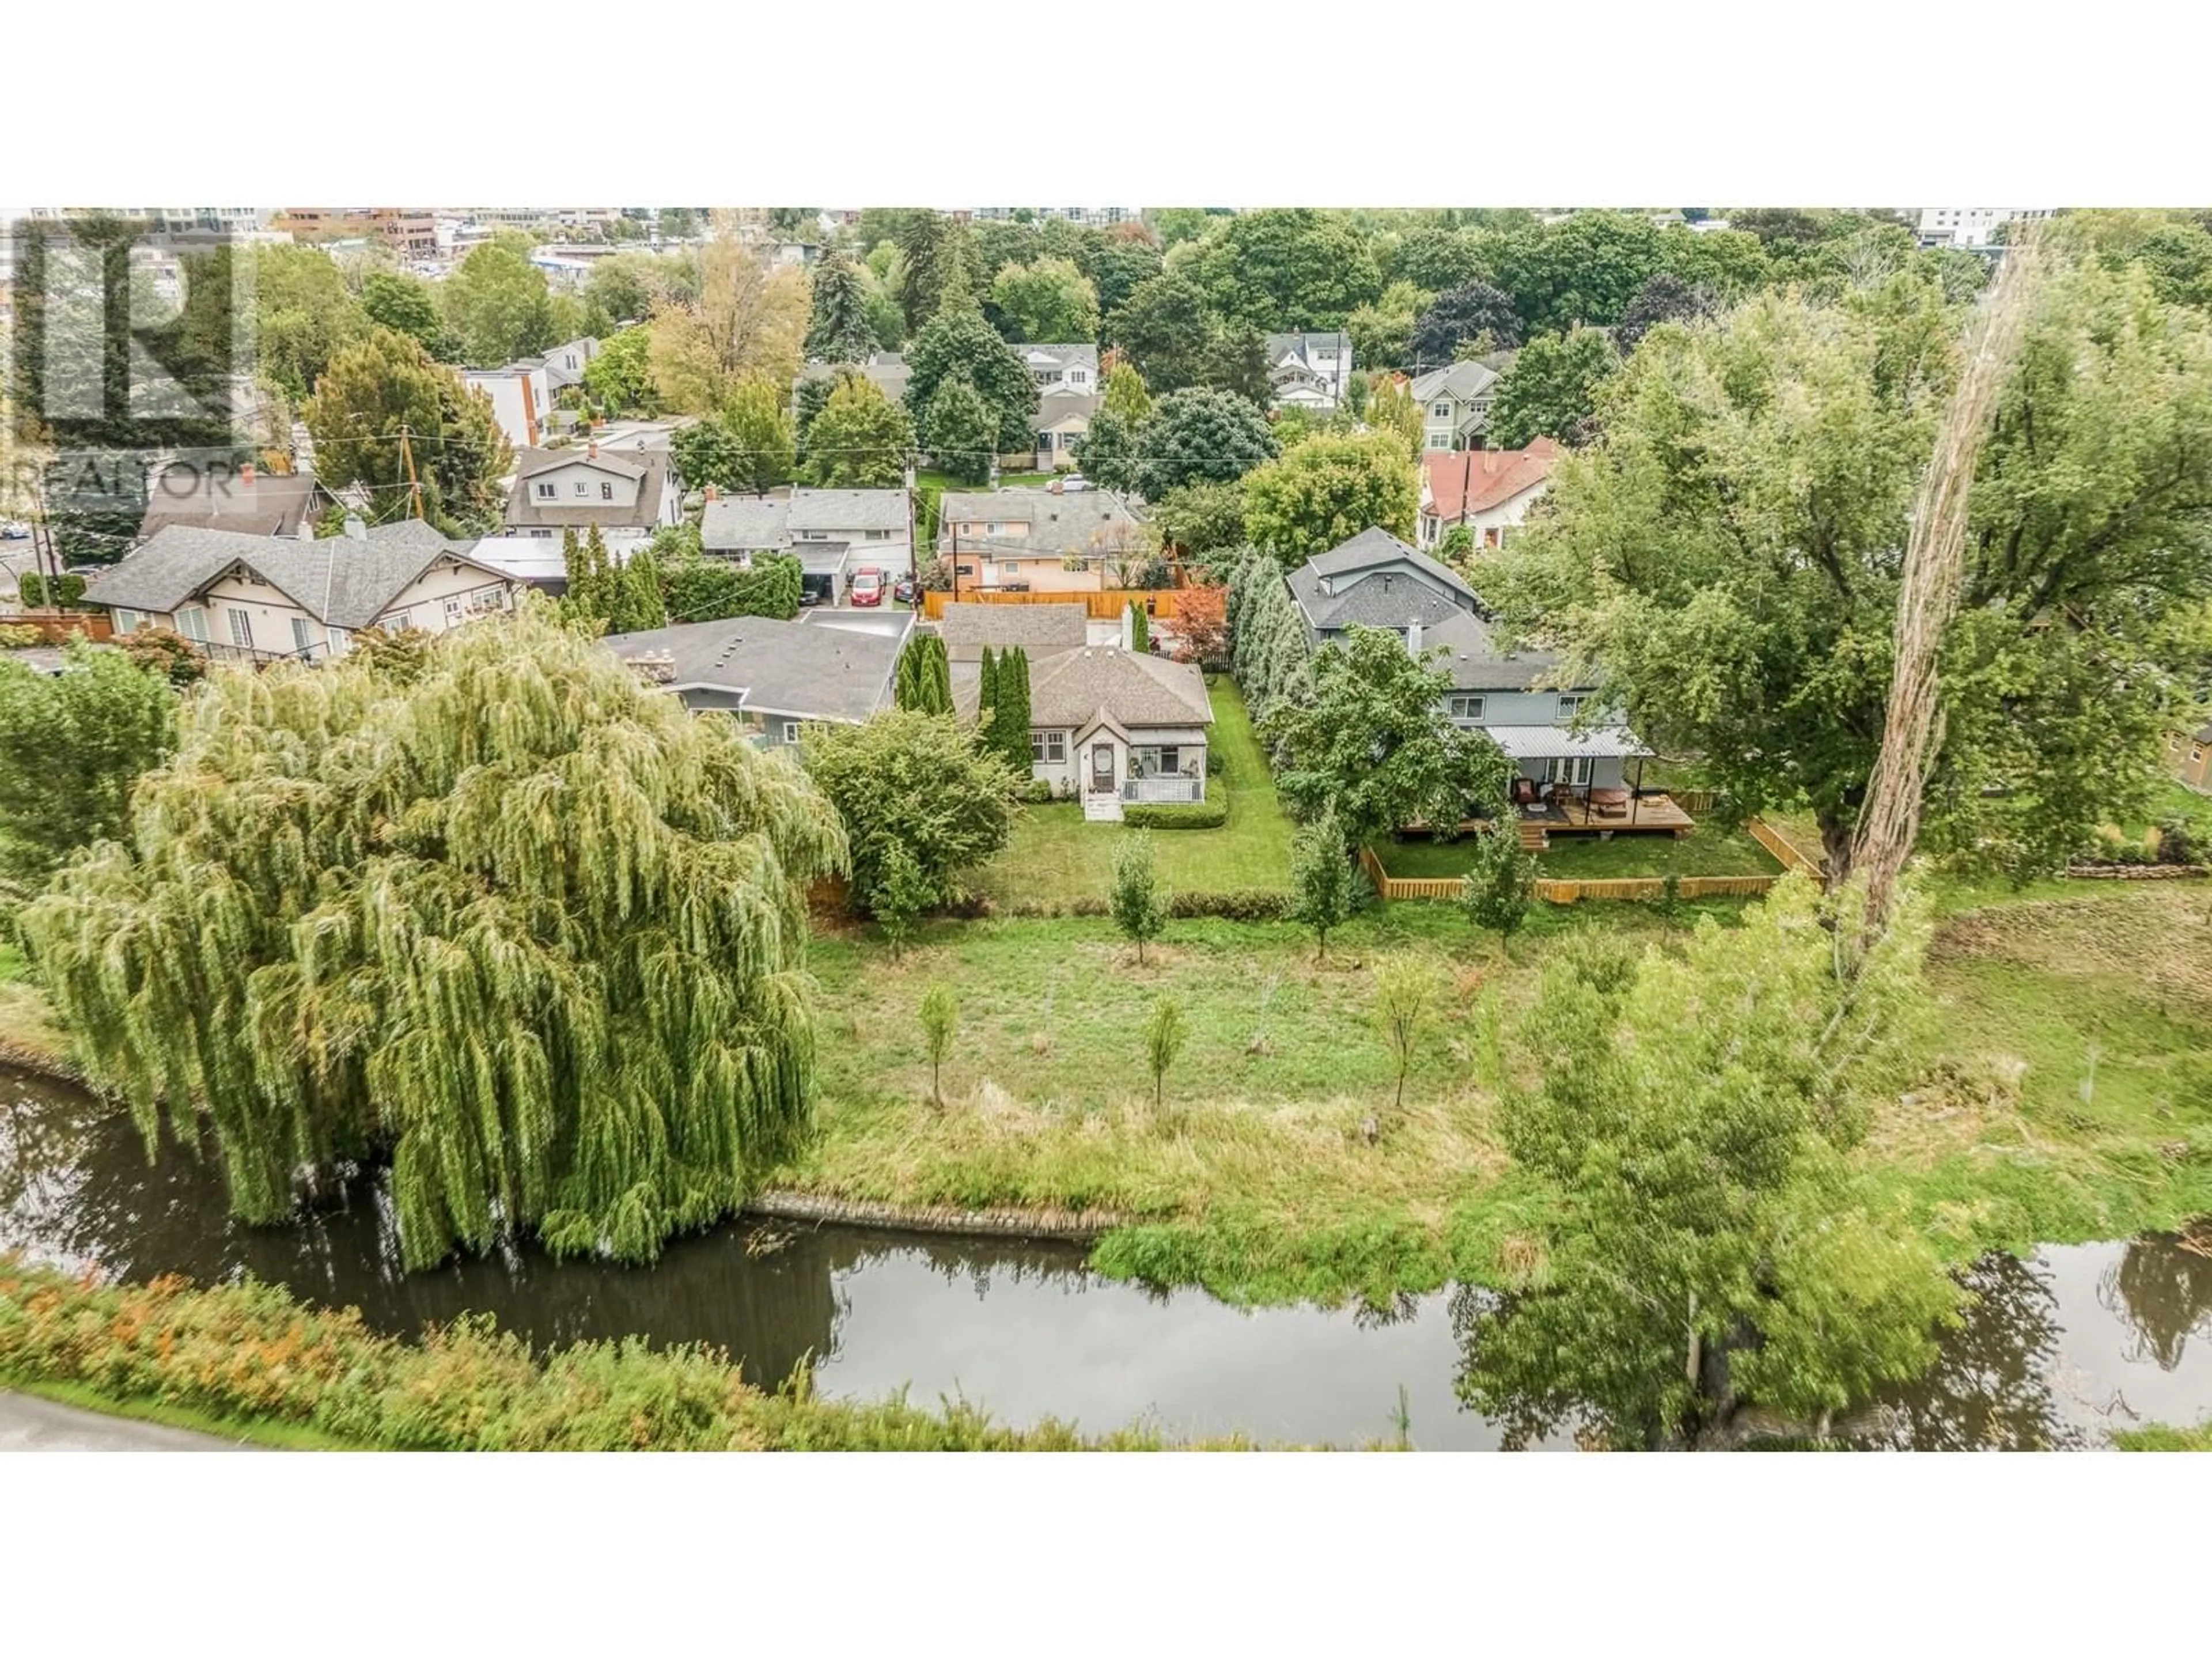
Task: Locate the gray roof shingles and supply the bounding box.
[700,489,911,551]
[951,645,1211,732]
[598,614,904,725]
[933,601,1091,653]
[79,521,506,629]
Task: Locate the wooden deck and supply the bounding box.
[1537,791,1696,835]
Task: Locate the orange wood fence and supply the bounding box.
[920,588,1186,623]
[3,610,113,643]
[1362,817,1829,906]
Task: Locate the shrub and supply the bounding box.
[2154,817,2202,866]
[1109,833,1168,963]
[117,626,208,686]
[0,623,41,650]
[1165,888,1287,921]
[1123,801,1228,830]
[0,1265,1230,1450]
[1204,750,1225,777]
[1017,778,1055,804]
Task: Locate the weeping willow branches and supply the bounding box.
[20,605,847,1270]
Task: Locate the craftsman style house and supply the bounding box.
[938,601,1212,821]
[81,518,521,662]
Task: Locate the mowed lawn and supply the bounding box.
[1374,819,1784,881]
[971,677,1297,907]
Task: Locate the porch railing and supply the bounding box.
[1122,775,1204,804]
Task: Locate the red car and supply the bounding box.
[849,569,885,607]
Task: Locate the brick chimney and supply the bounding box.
[587,441,599,460]
[704,484,719,502]
[240,461,256,487]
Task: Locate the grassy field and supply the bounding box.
[785,873,2212,1302]
[970,677,1297,908]
[1375,820,1783,882]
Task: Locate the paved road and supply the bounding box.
[0,1391,264,1452]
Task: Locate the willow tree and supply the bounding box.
[19,606,846,1270]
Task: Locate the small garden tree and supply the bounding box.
[1459,824,1537,950]
[1372,955,1447,1115]
[1110,831,1168,964]
[1144,994,1187,1113]
[1286,806,1356,962]
[873,841,931,960]
[919,982,958,1108]
[1127,600,1149,653]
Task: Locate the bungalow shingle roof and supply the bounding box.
[974,645,1213,730]
[933,600,1091,653]
[1291,562,1467,632]
[597,613,903,725]
[138,467,323,540]
[936,486,1146,555]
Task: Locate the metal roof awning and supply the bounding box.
[793,540,852,577]
[1483,724,1650,760]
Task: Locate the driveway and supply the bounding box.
[0,1391,265,1452]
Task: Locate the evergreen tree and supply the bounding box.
[1127,601,1149,653]
[923,373,1000,485]
[978,645,999,729]
[20,609,847,1270]
[806,249,880,364]
[990,646,1032,773]
[895,633,952,714]
[904,302,1039,454]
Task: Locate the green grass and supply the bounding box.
[971,677,1297,908]
[0,944,26,984]
[1374,820,1783,881]
[787,876,2212,1303]
[2112,1421,2212,1450]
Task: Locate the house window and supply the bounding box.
[1548,755,1595,787]
[290,616,312,653]
[1448,694,1486,720]
[1558,695,1584,720]
[1425,433,1451,450]
[1031,730,1066,764]
[1131,745,1184,778]
[227,608,253,648]
[573,482,589,497]
[600,482,614,501]
[985,522,1001,535]
[1431,402,1452,419]
[536,482,556,499]
[779,720,800,744]
[865,529,888,540]
[111,607,144,634]
[176,606,209,643]
[328,629,350,656]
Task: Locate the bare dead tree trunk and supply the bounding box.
[1851,235,2044,937]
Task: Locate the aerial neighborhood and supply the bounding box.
[6,200,2212,1457]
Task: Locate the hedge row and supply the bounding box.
[1123,801,1229,830]
[0,1266,1267,1451]
[987,888,1289,922]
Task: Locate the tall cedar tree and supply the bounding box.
[990,646,1033,774]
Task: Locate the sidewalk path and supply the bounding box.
[0,1391,266,1452]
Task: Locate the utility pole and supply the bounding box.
[398,423,425,521]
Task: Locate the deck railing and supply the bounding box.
[1361,816,1828,904]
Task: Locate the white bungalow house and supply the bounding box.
[79,518,522,663]
[1033,388,1097,471]
[1287,527,1681,833]
[945,605,1213,823]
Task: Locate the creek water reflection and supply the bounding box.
[4,1065,2209,1449]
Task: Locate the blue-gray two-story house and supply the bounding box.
[1285,527,1689,834]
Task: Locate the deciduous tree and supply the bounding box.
[1410,281,1524,366]
[801,372,916,488]
[1286,805,1355,961]
[1195,209,1384,331]
[21,609,846,1269]
[1241,431,1419,565]
[648,225,810,414]
[801,710,1022,916]
[990,257,1101,343]
[905,304,1038,455]
[1459,824,1537,948]
[441,238,559,365]
[922,374,999,485]
[1110,831,1168,964]
[1486,325,1620,448]
[0,642,175,884]
[1260,624,1514,846]
[1129,387,1279,500]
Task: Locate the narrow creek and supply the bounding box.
[4,1064,2208,1449]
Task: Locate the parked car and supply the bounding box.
[849,568,885,608]
[892,572,918,605]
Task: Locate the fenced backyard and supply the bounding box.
[1365,815,1827,904]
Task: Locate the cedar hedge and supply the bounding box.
[1122,801,1229,830]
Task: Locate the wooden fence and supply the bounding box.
[920,588,1186,623]
[1747,816,1827,879]
[2,610,112,644]
[1362,816,1829,906]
